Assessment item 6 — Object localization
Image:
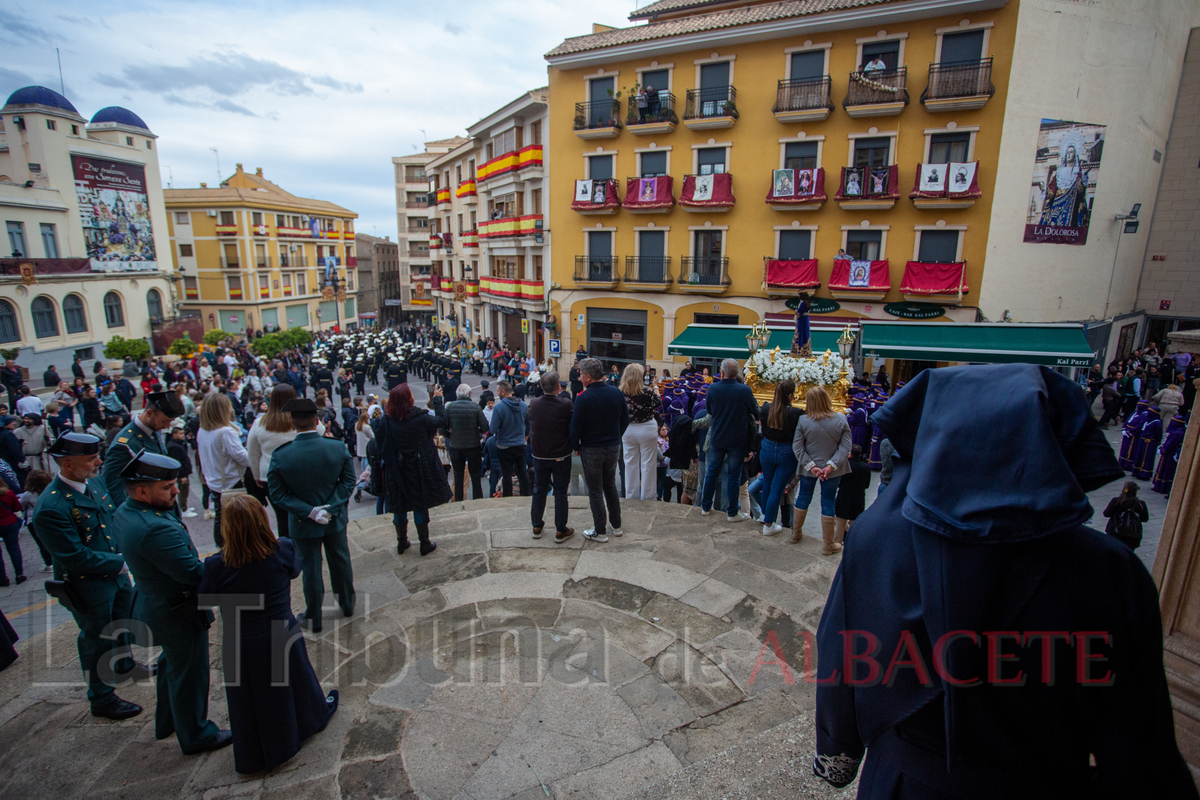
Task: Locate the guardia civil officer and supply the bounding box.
[102,390,185,506]
[114,451,232,754]
[33,432,148,720]
[267,398,356,632]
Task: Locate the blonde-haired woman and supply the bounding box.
[620,363,661,501]
[247,383,323,537]
[792,385,851,555]
[197,391,251,547]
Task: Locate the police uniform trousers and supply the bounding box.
[147,607,220,753]
[73,575,137,707]
[295,526,355,625]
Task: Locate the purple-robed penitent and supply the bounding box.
[1120,404,1149,471]
[1132,411,1163,480]
[1152,416,1187,494]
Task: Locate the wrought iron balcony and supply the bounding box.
[624,256,672,287]
[574,100,622,133]
[921,58,995,110]
[627,91,678,129]
[679,257,730,290]
[843,67,909,116]
[684,85,738,120]
[773,77,833,122]
[575,255,619,285]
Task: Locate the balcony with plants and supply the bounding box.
[574,100,622,139]
[627,91,677,135]
[683,85,738,131]
[773,76,833,123]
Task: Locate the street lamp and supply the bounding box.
[837,323,856,366]
[746,320,769,354]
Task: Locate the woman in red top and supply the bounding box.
[0,478,24,586]
[139,372,157,407]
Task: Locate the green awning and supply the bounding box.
[859,322,1095,368]
[668,324,841,359]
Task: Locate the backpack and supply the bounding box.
[1113,504,1142,540]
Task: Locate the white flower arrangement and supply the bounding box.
[748,349,853,387]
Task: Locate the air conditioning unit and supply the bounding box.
[206,210,218,217]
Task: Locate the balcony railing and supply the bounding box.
[627,91,678,126]
[773,76,833,113]
[408,246,430,258]
[256,257,271,270]
[405,200,429,209]
[844,67,909,108]
[684,85,738,119]
[679,257,730,287]
[220,257,240,269]
[575,255,619,283]
[921,58,995,101]
[624,256,672,285]
[574,100,622,131]
[282,256,308,268]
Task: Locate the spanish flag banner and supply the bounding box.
[456,181,477,198]
[436,187,451,205]
[477,145,544,183]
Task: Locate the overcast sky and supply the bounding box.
[1,1,641,237]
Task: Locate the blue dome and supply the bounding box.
[4,86,79,114]
[90,106,150,132]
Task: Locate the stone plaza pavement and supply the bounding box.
[0,496,853,800]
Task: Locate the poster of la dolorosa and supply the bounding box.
[1024,118,1105,246]
[72,155,158,270]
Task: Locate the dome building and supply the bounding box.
[0,87,175,374]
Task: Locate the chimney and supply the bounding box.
[255,167,263,177]
[385,235,390,241]
[200,182,207,188]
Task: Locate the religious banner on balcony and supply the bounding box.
[763,258,819,290]
[574,179,593,203]
[680,173,735,208]
[766,168,825,205]
[772,169,794,198]
[949,162,977,195]
[901,261,969,298]
[1025,119,1105,245]
[571,179,619,212]
[868,167,890,195]
[842,167,864,196]
[623,176,675,210]
[71,155,157,271]
[918,163,947,194]
[836,165,900,201]
[830,259,890,292]
[848,260,872,287]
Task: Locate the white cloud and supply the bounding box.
[1,0,638,236]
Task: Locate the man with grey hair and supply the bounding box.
[442,382,489,501]
[528,371,574,543]
[700,358,758,522]
[569,359,629,542]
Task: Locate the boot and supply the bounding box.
[834,517,848,546]
[417,522,437,556]
[395,519,410,555]
[791,509,807,544]
[821,515,842,556]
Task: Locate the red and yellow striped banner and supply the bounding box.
[478,215,542,240]
[456,181,477,198]
[229,288,243,299]
[479,276,543,301]
[429,235,443,250]
[436,188,451,205]
[461,231,479,248]
[185,287,198,299]
[216,225,238,236]
[477,145,544,183]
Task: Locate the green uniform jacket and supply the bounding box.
[267,431,355,540]
[32,475,127,609]
[102,418,168,506]
[113,498,205,631]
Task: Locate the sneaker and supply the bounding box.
[727,512,752,523]
[203,509,215,520]
[41,564,53,573]
[582,528,609,543]
[762,523,784,536]
[182,510,199,518]
[699,508,711,516]
[555,528,575,544]
[609,526,623,537]
[532,526,544,539]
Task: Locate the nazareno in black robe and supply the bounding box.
[813,363,1197,799]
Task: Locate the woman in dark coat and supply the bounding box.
[377,383,452,556]
[833,444,871,543]
[198,495,337,775]
[1102,480,1150,551]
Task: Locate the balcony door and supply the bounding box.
[846,231,881,261]
[588,154,613,181]
[638,230,665,282]
[785,142,818,171]
[589,77,614,126]
[640,151,667,177]
[693,230,723,281]
[778,230,811,261]
[790,50,825,81]
[929,132,971,164]
[697,147,726,175]
[940,30,984,64]
[860,40,900,70]
[699,61,730,116]
[588,231,613,280]
[917,231,959,263]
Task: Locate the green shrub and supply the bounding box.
[203,329,231,346]
[0,347,19,361]
[250,333,285,359]
[103,335,151,362]
[168,335,197,357]
[277,328,312,349]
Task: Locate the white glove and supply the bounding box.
[308,505,332,524]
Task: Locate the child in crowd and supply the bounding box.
[167,420,198,517]
[19,470,54,572]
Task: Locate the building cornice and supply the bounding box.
[546,0,1008,68]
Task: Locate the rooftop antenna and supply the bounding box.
[210,147,221,183]
[420,129,427,145]
[167,165,173,189]
[56,48,65,96]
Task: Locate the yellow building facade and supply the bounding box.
[165,165,358,335]
[546,0,1015,376]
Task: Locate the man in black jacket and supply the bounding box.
[441,384,489,501]
[477,380,495,410]
[43,364,60,388]
[569,359,629,543]
[528,371,574,544]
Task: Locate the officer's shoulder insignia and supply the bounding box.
[117,437,129,444]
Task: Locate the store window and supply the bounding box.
[588,307,647,369]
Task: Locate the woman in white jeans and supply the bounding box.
[620,364,662,501]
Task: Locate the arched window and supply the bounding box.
[103,292,124,328]
[0,300,18,343]
[146,288,163,321]
[63,295,88,334]
[31,297,59,338]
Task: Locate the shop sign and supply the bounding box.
[883,302,944,320]
[786,297,840,314]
